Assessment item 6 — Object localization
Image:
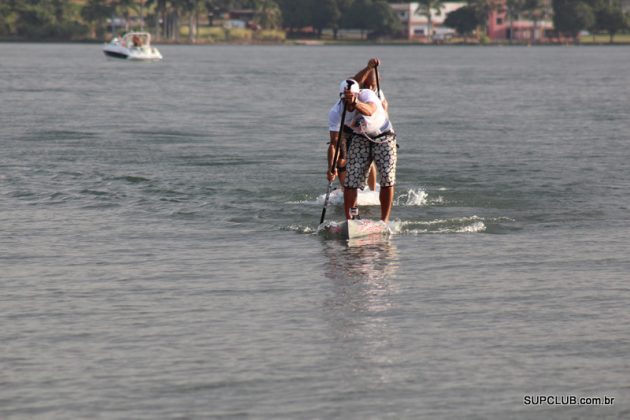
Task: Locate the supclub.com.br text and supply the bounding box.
[524,395,615,406]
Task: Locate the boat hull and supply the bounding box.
[103,50,128,59]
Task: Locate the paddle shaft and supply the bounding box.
[375,65,381,99]
[320,92,350,224]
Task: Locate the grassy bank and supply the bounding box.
[183,27,286,43]
[579,33,630,44]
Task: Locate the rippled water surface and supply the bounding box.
[2,43,630,419]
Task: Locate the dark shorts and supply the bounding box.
[344,133,397,189]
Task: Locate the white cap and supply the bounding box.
[339,79,360,95]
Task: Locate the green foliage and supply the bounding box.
[467,0,498,29]
[312,0,341,33]
[275,0,312,29]
[341,0,399,38]
[416,0,445,21]
[368,0,402,37]
[343,0,372,31]
[593,1,627,42]
[275,0,398,39]
[444,5,478,35]
[552,0,595,39]
[81,0,114,38]
[254,0,282,29]
[0,0,87,39]
[504,0,523,20]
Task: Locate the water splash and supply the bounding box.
[297,186,381,206]
[298,186,442,207]
[454,221,487,233]
[285,224,316,234]
[400,216,487,234]
[395,189,427,206]
[394,188,444,207]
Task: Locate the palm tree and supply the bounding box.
[146,0,166,39]
[81,0,114,38]
[252,0,282,30]
[467,0,500,39]
[147,0,181,41]
[180,0,200,42]
[115,0,140,32]
[522,0,550,44]
[416,0,445,42]
[505,0,523,43]
[139,0,146,30]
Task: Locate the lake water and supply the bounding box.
[2,43,630,419]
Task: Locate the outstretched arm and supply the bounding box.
[343,90,377,116]
[352,58,380,88]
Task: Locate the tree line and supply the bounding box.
[0,0,628,42]
[552,0,628,42]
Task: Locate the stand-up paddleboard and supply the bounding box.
[346,219,389,239]
[318,219,395,240]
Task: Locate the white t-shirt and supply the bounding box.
[328,90,391,133]
[350,89,393,137]
[328,100,356,132]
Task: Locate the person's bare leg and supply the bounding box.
[367,163,377,191]
[379,186,394,222]
[344,188,358,220]
[338,171,346,192]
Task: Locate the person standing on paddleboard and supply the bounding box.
[326,80,358,191]
[342,60,397,222]
[326,59,384,193]
[349,58,389,192]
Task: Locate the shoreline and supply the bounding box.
[2,37,630,46]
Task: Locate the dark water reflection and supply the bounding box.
[320,240,405,390]
[322,238,400,316]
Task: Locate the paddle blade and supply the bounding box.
[319,181,335,224]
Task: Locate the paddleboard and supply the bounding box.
[346,219,390,239]
[318,219,395,240]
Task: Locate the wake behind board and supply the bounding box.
[317,185,381,207]
[318,219,393,240]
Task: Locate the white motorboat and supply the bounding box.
[103,32,162,61]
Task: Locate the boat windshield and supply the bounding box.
[123,33,151,48]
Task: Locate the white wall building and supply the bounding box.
[390,2,467,40]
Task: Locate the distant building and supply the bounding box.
[487,0,554,42]
[390,2,467,41]
[391,0,558,43]
[223,9,259,30]
[228,9,256,22]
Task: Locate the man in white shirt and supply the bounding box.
[341,67,397,222]
[327,58,389,194]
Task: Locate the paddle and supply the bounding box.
[374,63,381,99]
[319,81,351,225]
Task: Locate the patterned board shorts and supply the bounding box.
[344,133,397,189]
